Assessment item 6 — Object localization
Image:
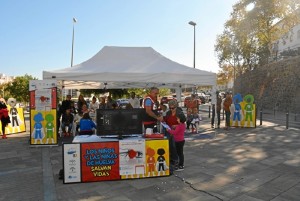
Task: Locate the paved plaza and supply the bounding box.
[0,115,300,201]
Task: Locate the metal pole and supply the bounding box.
[208,105,211,118]
[193,25,195,69]
[71,21,75,67]
[286,112,289,129]
[260,108,262,125]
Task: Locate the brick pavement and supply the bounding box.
[0,115,300,201]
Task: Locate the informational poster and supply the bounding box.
[63,144,81,183]
[35,89,52,111]
[144,139,170,178]
[29,80,58,145]
[230,93,256,128]
[119,139,145,179]
[81,142,120,182]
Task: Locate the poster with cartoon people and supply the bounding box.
[230,93,256,128]
[29,80,57,146]
[144,139,169,177]
[30,110,57,145]
[0,104,26,135]
[119,139,145,179]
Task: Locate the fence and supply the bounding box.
[197,104,300,129]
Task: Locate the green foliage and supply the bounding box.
[215,0,300,77]
[4,74,38,104]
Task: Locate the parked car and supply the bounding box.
[116,99,129,109]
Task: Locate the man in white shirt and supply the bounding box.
[128,92,140,108]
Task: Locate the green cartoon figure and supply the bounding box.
[243,94,254,127]
[45,113,55,144]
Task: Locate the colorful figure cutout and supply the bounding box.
[32,112,45,144]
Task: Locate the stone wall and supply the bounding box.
[234,56,300,113]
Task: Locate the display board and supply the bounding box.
[63,138,169,183]
[29,80,58,145]
[230,93,256,128]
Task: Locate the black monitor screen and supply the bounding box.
[96,108,145,136]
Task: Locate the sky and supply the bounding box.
[0,0,238,79]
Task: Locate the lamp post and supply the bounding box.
[188,21,196,69]
[71,17,77,67]
[189,21,196,94]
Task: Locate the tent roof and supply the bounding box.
[43,46,216,89]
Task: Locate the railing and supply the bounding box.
[195,104,300,129]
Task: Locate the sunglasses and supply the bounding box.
[169,107,176,110]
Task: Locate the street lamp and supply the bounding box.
[71,17,77,67]
[188,21,196,68]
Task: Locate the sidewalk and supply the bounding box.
[0,116,300,201]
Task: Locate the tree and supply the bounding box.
[215,0,300,77]
[5,74,37,104]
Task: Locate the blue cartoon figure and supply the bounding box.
[232,93,243,127]
[243,94,255,127]
[32,112,45,144]
[156,148,168,176]
[45,113,55,144]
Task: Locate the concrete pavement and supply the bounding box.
[0,115,300,201]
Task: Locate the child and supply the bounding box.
[187,107,201,133]
[61,108,74,137]
[166,112,186,171]
[79,113,96,135]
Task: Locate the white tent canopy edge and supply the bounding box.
[43,46,216,99]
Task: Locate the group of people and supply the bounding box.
[211,91,233,130]
[142,87,187,172]
[58,92,142,137]
[58,94,96,137]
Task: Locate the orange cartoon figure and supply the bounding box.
[146,147,156,177]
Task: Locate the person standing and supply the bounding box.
[128,92,140,108]
[166,112,186,171]
[223,92,233,130]
[89,96,99,121]
[187,94,199,113]
[143,87,163,133]
[211,91,222,129]
[0,100,10,139]
[164,100,182,172]
[77,94,87,113]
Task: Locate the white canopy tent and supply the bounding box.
[43,46,216,96]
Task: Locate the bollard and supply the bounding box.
[260,109,262,126]
[208,105,211,118]
[286,112,289,129]
[222,109,225,120]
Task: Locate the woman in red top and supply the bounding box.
[163,99,183,172]
[167,112,186,171]
[0,101,10,139]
